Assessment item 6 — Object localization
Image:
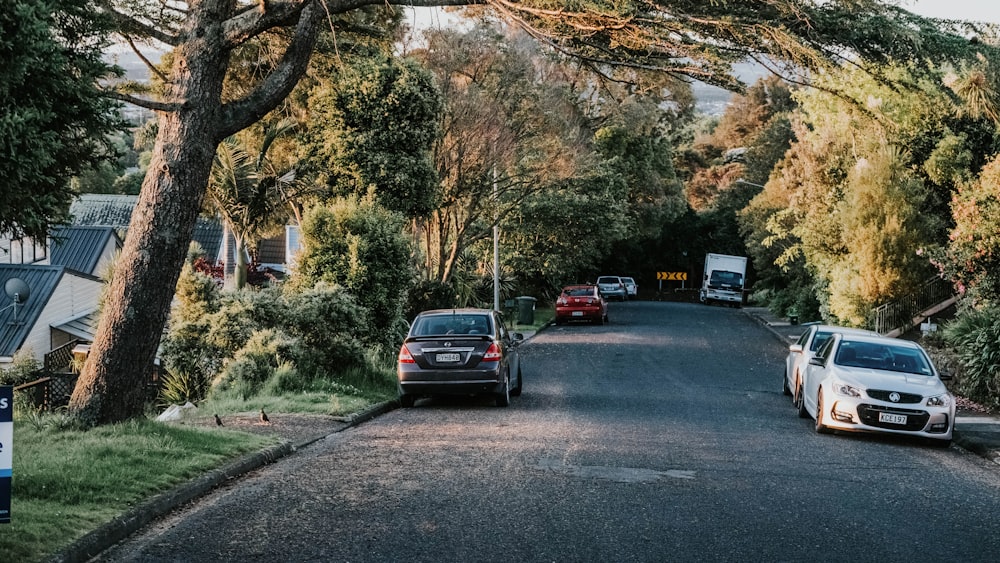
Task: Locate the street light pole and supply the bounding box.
[493,164,500,312]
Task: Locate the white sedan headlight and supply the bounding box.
[832,382,862,397]
[926,394,952,407]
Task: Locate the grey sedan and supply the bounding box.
[397,308,523,407]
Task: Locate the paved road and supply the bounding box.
[100,301,1000,562]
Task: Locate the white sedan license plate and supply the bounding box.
[572,311,584,317]
[436,353,461,363]
[879,412,907,425]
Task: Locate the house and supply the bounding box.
[49,225,122,277]
[69,194,226,266]
[0,264,103,367]
[69,193,299,281]
[0,193,300,367]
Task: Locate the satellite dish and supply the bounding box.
[5,277,30,304]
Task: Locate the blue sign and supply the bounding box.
[0,385,11,524]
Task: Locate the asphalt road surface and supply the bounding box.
[99,301,1000,562]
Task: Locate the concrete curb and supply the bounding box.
[742,308,795,346]
[49,401,397,563]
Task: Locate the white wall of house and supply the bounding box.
[93,236,119,278]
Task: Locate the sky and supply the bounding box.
[905,1,1000,24]
[410,2,1000,30]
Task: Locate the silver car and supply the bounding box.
[784,324,878,405]
[621,276,638,299]
[799,333,954,446]
[596,275,627,301]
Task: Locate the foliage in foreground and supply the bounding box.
[942,305,1000,411]
[3,417,275,562]
[161,257,399,408]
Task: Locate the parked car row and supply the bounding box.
[784,324,955,447]
[595,275,638,301]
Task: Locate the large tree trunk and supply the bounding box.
[68,18,228,426]
[69,0,322,425]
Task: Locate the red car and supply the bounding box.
[555,284,608,325]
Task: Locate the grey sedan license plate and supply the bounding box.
[436,353,461,363]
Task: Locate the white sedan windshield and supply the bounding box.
[834,342,932,375]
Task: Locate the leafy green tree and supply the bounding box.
[415,23,594,285]
[293,196,413,346]
[208,121,299,289]
[0,0,122,240]
[301,56,443,218]
[505,169,629,293]
[742,65,957,324]
[935,154,1000,306]
[75,0,1000,424]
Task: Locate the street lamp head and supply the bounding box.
[735,178,766,189]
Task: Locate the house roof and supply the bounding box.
[51,309,101,342]
[0,265,65,357]
[49,226,121,276]
[68,194,225,264]
[69,194,137,230]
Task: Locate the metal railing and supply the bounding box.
[870,276,955,335]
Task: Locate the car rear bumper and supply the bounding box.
[555,306,603,321]
[398,366,504,397]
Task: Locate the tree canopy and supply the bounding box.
[0,0,122,240]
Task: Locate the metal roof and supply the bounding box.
[69,194,137,230]
[68,194,225,264]
[0,265,65,357]
[50,309,101,342]
[49,226,120,275]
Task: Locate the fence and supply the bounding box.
[12,340,164,412]
[869,276,955,335]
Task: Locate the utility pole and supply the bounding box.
[493,164,500,312]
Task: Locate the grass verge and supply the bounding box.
[2,416,277,562]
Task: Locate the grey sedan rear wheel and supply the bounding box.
[496,373,510,407]
[399,394,415,408]
[511,366,522,396]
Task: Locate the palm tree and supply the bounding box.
[208,120,299,289]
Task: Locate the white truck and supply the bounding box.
[700,253,748,307]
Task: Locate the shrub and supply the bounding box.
[158,369,211,407]
[943,305,1000,410]
[212,329,301,399]
[406,279,457,321]
[0,349,41,386]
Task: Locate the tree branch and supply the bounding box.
[103,89,181,112]
[102,4,179,46]
[218,1,325,137]
[124,34,171,84]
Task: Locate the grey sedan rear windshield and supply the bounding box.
[412,315,491,336]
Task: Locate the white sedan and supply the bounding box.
[798,333,955,446]
[784,324,878,402]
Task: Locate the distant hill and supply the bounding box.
[104,49,161,83]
